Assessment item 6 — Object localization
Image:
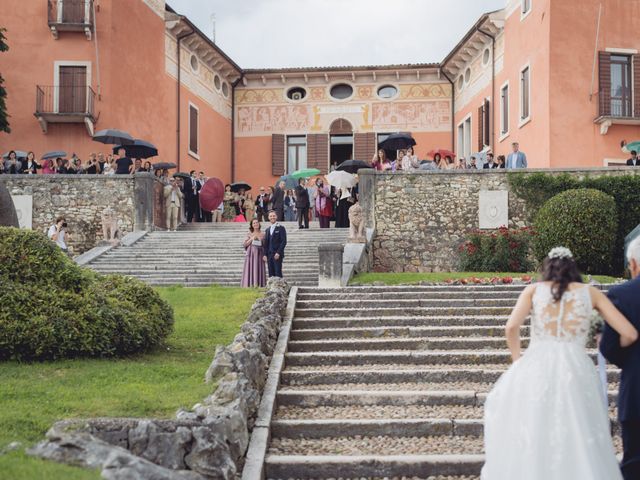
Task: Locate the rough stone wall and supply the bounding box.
[0,174,164,254]
[359,168,639,272]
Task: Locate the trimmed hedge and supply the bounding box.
[533,189,618,274]
[458,227,535,272]
[0,227,174,360]
[508,172,640,274]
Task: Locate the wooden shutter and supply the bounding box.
[189,105,198,155]
[271,134,285,176]
[477,105,484,151]
[354,132,375,161]
[634,56,640,118]
[483,99,491,147]
[59,66,86,113]
[599,52,612,117]
[307,134,329,174]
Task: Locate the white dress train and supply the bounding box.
[481,283,622,480]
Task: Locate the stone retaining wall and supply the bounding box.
[28,279,290,480]
[0,174,166,254]
[358,167,640,272]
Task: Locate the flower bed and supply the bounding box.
[458,227,535,273]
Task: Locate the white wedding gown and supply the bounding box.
[482,283,622,479]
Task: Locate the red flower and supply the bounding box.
[502,277,513,284]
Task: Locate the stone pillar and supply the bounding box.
[318,243,344,288]
[357,169,376,229]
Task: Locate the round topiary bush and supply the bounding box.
[0,227,174,361]
[533,188,618,274]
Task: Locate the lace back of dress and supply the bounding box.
[531,283,592,345]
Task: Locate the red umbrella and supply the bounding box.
[199,178,225,212]
[427,149,456,159]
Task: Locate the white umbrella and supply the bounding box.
[326,170,357,190]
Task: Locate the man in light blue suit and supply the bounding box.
[506,142,527,169]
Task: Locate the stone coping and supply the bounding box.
[357,166,640,176]
[0,172,159,180]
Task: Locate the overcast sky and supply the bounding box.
[172,0,506,69]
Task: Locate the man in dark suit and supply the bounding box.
[295,178,310,229]
[600,236,640,480]
[181,170,198,222]
[263,210,287,278]
[627,150,640,167]
[272,181,285,222]
[255,187,270,222]
[483,153,498,169]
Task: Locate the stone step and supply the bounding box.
[284,351,513,367]
[276,390,481,408]
[292,316,510,329]
[288,326,527,341]
[295,299,518,309]
[296,291,523,301]
[264,453,484,479]
[279,368,621,386]
[271,418,483,439]
[294,307,514,318]
[299,285,530,293]
[286,338,526,352]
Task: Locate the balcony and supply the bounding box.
[595,88,640,135]
[35,85,97,135]
[47,0,94,40]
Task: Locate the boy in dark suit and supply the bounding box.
[600,236,640,480]
[263,210,287,278]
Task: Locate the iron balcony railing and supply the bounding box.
[598,88,635,118]
[47,0,94,27]
[36,85,96,119]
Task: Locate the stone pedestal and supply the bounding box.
[318,243,344,288]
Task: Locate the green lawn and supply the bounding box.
[0,286,261,480]
[350,271,621,286]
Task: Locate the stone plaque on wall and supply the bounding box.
[11,195,33,229]
[479,190,508,229]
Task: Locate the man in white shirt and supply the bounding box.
[506,142,528,169]
[163,178,184,231]
[47,217,69,252]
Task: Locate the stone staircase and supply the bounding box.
[264,284,620,479]
[87,222,349,287]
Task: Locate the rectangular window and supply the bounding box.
[520,66,530,123]
[500,83,509,136]
[610,55,632,117]
[521,0,531,16]
[287,135,307,174]
[457,115,472,160]
[189,103,199,157]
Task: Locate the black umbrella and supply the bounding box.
[93,129,135,145]
[153,162,177,170]
[230,181,251,192]
[378,133,416,151]
[336,159,370,174]
[173,172,191,179]
[112,139,158,159]
[41,151,67,160]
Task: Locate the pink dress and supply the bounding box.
[241,232,266,288]
[41,160,55,174]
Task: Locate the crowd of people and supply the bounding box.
[370,142,530,171]
[0,148,163,175]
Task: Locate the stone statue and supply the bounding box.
[0,183,19,228]
[348,202,366,243]
[101,206,120,245]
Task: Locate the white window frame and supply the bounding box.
[53,60,92,114]
[286,135,307,174]
[499,80,510,141]
[521,0,532,20]
[457,113,473,160]
[55,0,91,24]
[188,102,200,160]
[519,63,532,128]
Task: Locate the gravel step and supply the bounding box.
[276,390,480,408]
[296,292,522,301]
[284,351,513,367]
[292,317,510,329]
[289,326,527,341]
[294,307,514,318]
[295,299,518,309]
[286,338,527,353]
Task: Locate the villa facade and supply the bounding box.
[1,0,639,188]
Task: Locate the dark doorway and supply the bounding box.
[329,118,353,170]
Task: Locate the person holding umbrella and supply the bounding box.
[295,178,310,229]
[114,147,133,174]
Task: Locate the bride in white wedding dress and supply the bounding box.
[482,247,639,480]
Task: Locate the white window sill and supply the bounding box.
[518,116,532,129]
[188,150,200,160]
[499,131,510,143]
[521,8,532,21]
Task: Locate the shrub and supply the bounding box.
[533,189,618,274]
[458,226,535,272]
[508,172,640,273]
[0,227,174,360]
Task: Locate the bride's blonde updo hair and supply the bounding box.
[541,247,583,302]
